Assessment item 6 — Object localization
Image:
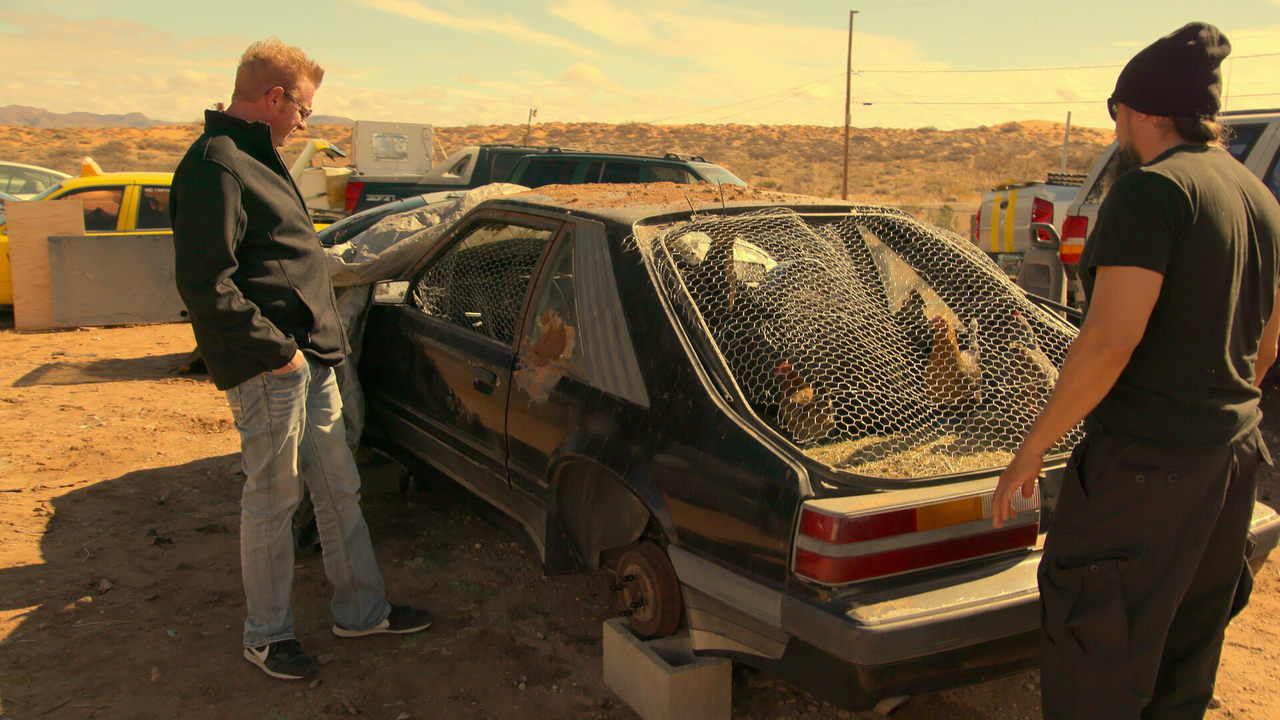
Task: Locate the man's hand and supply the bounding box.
[270,350,305,374]
[993,450,1042,528]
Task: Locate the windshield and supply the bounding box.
[29,183,66,202]
[694,166,747,186]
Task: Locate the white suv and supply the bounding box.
[1019,108,1280,309]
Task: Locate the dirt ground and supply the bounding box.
[1,319,1278,720]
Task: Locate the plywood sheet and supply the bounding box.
[8,200,85,330]
[47,233,187,327]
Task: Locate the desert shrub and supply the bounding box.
[85,141,132,170]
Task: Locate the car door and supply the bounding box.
[505,217,649,507]
[363,211,560,497]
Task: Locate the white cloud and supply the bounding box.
[556,63,621,93]
[349,0,593,55]
[0,10,241,120]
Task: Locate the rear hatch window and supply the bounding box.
[639,207,1081,480]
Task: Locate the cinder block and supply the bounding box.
[602,618,732,720]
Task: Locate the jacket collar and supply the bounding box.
[202,109,306,209]
[203,109,281,167]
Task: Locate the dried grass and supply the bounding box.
[805,433,1015,479]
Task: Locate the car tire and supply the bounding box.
[614,541,682,638]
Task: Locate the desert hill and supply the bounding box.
[0,120,1113,233]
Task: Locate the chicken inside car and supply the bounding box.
[341,184,1280,710]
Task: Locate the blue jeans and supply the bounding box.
[225,358,390,648]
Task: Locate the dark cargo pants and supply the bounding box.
[1038,427,1266,720]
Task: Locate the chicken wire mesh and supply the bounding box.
[634,206,1082,479]
[407,220,553,345]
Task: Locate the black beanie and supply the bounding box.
[1112,22,1231,118]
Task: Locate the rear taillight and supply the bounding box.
[972,209,982,243]
[344,181,365,214]
[793,487,1039,585]
[1032,198,1054,242]
[1060,215,1088,264]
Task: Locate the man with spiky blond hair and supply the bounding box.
[170,38,432,681]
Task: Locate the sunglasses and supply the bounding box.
[1107,96,1120,122]
[279,89,313,121]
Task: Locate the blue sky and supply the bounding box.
[2,0,1278,129]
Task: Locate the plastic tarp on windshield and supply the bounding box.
[324,183,529,445]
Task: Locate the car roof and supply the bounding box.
[1220,107,1280,119]
[52,172,174,192]
[487,182,854,226]
[0,160,71,177]
[520,150,718,164]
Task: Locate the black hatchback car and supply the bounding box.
[355,183,1280,709]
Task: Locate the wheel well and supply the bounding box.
[545,462,654,574]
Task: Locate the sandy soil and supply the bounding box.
[1,318,1277,720]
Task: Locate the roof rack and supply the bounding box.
[664,152,707,162]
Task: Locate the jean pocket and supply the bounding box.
[264,358,310,383]
[1040,553,1130,660]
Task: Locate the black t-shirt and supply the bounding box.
[1080,144,1280,446]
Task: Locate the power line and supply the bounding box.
[646,71,844,124]
[858,52,1279,74]
[641,53,1280,125]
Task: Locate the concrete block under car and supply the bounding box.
[602,618,731,720]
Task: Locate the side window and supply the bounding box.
[136,186,172,230]
[58,187,125,231]
[1265,148,1280,203]
[648,164,697,184]
[600,161,643,183]
[521,231,584,372]
[1227,123,1267,163]
[519,158,579,188]
[3,168,57,195]
[407,219,555,345]
[490,152,522,182]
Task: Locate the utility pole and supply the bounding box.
[1061,111,1072,172]
[842,11,858,201]
[523,108,538,145]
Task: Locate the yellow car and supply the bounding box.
[0,159,174,306]
[0,159,331,307]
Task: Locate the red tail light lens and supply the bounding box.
[1032,198,1054,242]
[344,181,365,214]
[793,487,1039,585]
[1060,215,1089,264]
[972,208,982,243]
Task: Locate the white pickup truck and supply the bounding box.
[1018,108,1280,309]
[970,173,1085,280]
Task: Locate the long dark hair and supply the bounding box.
[1173,116,1229,147]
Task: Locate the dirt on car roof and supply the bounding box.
[516,182,829,211]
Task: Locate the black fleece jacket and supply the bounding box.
[170,110,348,391]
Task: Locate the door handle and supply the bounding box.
[473,367,498,394]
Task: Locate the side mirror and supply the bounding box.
[372,280,409,305]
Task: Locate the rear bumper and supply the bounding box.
[782,549,1040,664]
[672,545,1042,708]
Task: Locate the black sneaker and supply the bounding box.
[243,639,317,680]
[332,605,433,638]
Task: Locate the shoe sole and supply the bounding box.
[331,619,433,638]
[243,648,314,680]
